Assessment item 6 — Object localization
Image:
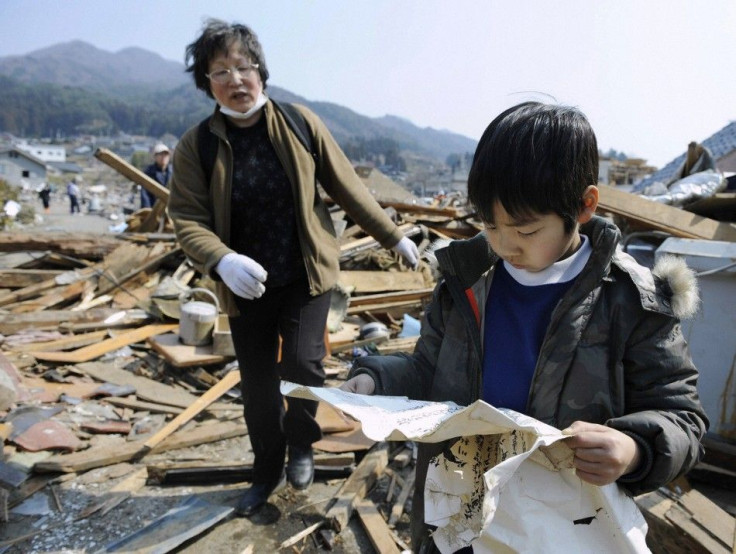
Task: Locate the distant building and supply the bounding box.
[599,157,657,186]
[13,141,66,163]
[0,147,47,188]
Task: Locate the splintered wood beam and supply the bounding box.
[355,500,402,554]
[377,200,459,218]
[347,288,434,307]
[137,370,241,455]
[597,184,736,241]
[0,269,64,288]
[95,148,170,202]
[0,264,100,307]
[30,323,177,363]
[323,442,389,532]
[34,420,247,473]
[339,271,426,293]
[340,224,422,260]
[0,308,122,335]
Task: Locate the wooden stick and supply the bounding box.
[355,500,402,554]
[137,370,241,455]
[30,323,178,363]
[279,521,324,550]
[388,470,415,526]
[95,148,169,202]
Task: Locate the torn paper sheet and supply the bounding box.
[281,382,650,554]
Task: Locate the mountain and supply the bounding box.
[0,41,476,162]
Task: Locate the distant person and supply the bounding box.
[67,178,80,214]
[168,19,419,518]
[341,101,708,552]
[141,143,172,208]
[38,183,51,213]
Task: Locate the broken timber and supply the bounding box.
[34,420,247,473]
[597,184,736,241]
[323,442,390,533]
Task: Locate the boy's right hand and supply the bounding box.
[339,374,376,395]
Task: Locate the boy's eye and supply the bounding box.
[518,229,539,237]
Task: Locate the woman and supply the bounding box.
[168,19,418,517]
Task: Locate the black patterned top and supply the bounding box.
[227,116,305,287]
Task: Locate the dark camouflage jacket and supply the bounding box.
[351,215,707,551]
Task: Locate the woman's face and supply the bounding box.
[208,40,263,124]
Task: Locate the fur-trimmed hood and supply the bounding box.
[652,255,700,319]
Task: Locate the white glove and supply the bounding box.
[391,236,419,269]
[215,253,267,299]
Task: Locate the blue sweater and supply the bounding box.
[482,261,574,412]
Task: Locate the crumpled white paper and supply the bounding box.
[281,382,650,553]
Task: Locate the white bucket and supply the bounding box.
[179,288,220,346]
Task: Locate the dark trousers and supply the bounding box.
[229,279,330,484]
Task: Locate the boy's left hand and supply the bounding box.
[562,422,641,486]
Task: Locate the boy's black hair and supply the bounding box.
[185,18,270,99]
[467,101,599,234]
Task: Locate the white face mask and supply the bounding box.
[219,92,268,120]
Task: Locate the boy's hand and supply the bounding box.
[339,374,376,395]
[561,421,641,486]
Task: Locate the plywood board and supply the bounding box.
[148,333,229,367]
[339,271,426,293]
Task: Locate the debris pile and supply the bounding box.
[0,154,734,551]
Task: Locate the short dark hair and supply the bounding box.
[185,18,270,99]
[467,102,599,234]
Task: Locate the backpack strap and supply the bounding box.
[271,98,318,164]
[197,100,318,185]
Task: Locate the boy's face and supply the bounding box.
[484,202,581,273]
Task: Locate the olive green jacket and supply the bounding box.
[169,101,403,315]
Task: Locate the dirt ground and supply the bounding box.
[2,401,414,554]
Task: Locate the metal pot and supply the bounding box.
[179,288,220,346]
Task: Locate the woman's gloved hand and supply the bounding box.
[391,236,419,269]
[215,253,267,299]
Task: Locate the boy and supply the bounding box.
[341,102,708,552]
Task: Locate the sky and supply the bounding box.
[1,0,735,168]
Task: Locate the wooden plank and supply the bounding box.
[597,184,736,241]
[34,420,247,473]
[376,337,419,355]
[101,397,184,416]
[347,288,434,307]
[147,332,229,367]
[9,330,109,352]
[340,223,421,259]
[0,269,63,288]
[139,370,241,454]
[95,148,170,202]
[339,271,426,293]
[30,323,177,363]
[0,232,123,261]
[0,264,98,307]
[355,500,402,554]
[667,489,735,551]
[324,442,389,532]
[7,280,88,313]
[378,200,458,218]
[0,307,121,334]
[346,299,425,316]
[388,470,415,526]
